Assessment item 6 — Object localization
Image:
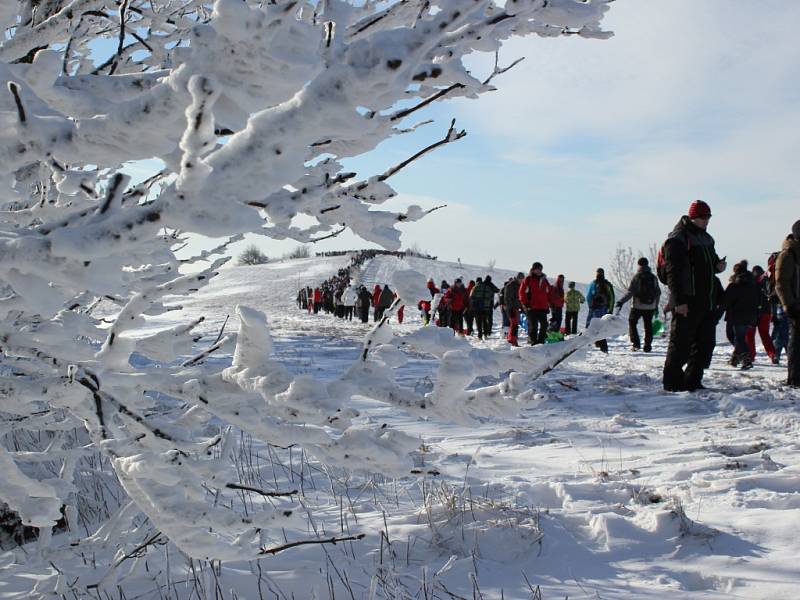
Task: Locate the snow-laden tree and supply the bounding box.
[0,0,619,580]
[237,243,268,265]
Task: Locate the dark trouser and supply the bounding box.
[565,311,579,335]
[507,308,520,344]
[486,310,494,336]
[476,310,492,338]
[375,307,385,322]
[359,306,369,323]
[525,309,549,345]
[788,316,800,386]
[450,309,464,333]
[464,310,474,335]
[313,303,320,314]
[629,308,655,350]
[501,307,510,328]
[733,324,752,358]
[663,308,717,391]
[437,308,449,327]
[772,310,789,359]
[550,306,563,331]
[344,306,353,320]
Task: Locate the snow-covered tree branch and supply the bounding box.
[0,0,616,586]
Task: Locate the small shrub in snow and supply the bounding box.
[283,244,311,260]
[237,244,269,265]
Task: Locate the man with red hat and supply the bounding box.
[662,200,727,391]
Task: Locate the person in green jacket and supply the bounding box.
[564,281,585,335]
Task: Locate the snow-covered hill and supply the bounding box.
[149,253,796,598]
[4,253,798,599]
[161,253,522,338]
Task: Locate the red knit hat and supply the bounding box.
[688,199,711,218]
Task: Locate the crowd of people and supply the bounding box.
[645,200,797,391]
[295,202,800,391]
[296,251,401,324]
[315,249,438,261]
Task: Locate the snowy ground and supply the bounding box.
[2,255,798,599]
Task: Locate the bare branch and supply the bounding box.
[259,533,365,556]
[225,483,298,498]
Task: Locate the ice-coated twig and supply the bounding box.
[259,533,366,556]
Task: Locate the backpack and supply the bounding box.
[635,272,658,305]
[590,282,608,308]
[656,234,691,285]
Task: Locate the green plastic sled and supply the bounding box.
[652,318,664,337]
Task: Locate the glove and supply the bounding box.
[615,302,622,309]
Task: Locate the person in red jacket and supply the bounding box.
[372,284,382,322]
[394,291,405,324]
[549,274,566,332]
[444,278,469,334]
[464,279,476,335]
[518,262,551,345]
[746,265,778,363]
[313,287,322,314]
[426,278,439,297]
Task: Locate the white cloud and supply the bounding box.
[460,1,800,151]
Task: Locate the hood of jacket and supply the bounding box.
[782,236,800,253]
[732,271,755,286]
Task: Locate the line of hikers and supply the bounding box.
[419,271,604,347]
[295,201,799,390]
[298,281,401,324]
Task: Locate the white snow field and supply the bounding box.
[2,254,798,599]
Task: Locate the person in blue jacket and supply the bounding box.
[585,268,615,353]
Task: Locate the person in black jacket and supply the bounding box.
[483,275,500,336]
[662,200,727,391]
[724,261,760,370]
[356,286,372,323]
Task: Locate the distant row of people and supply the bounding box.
[295,203,800,391]
[298,280,399,325]
[315,248,438,261]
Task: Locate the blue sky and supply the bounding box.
[142,1,800,282]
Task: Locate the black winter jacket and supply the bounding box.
[663,216,721,312]
[724,272,760,327]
